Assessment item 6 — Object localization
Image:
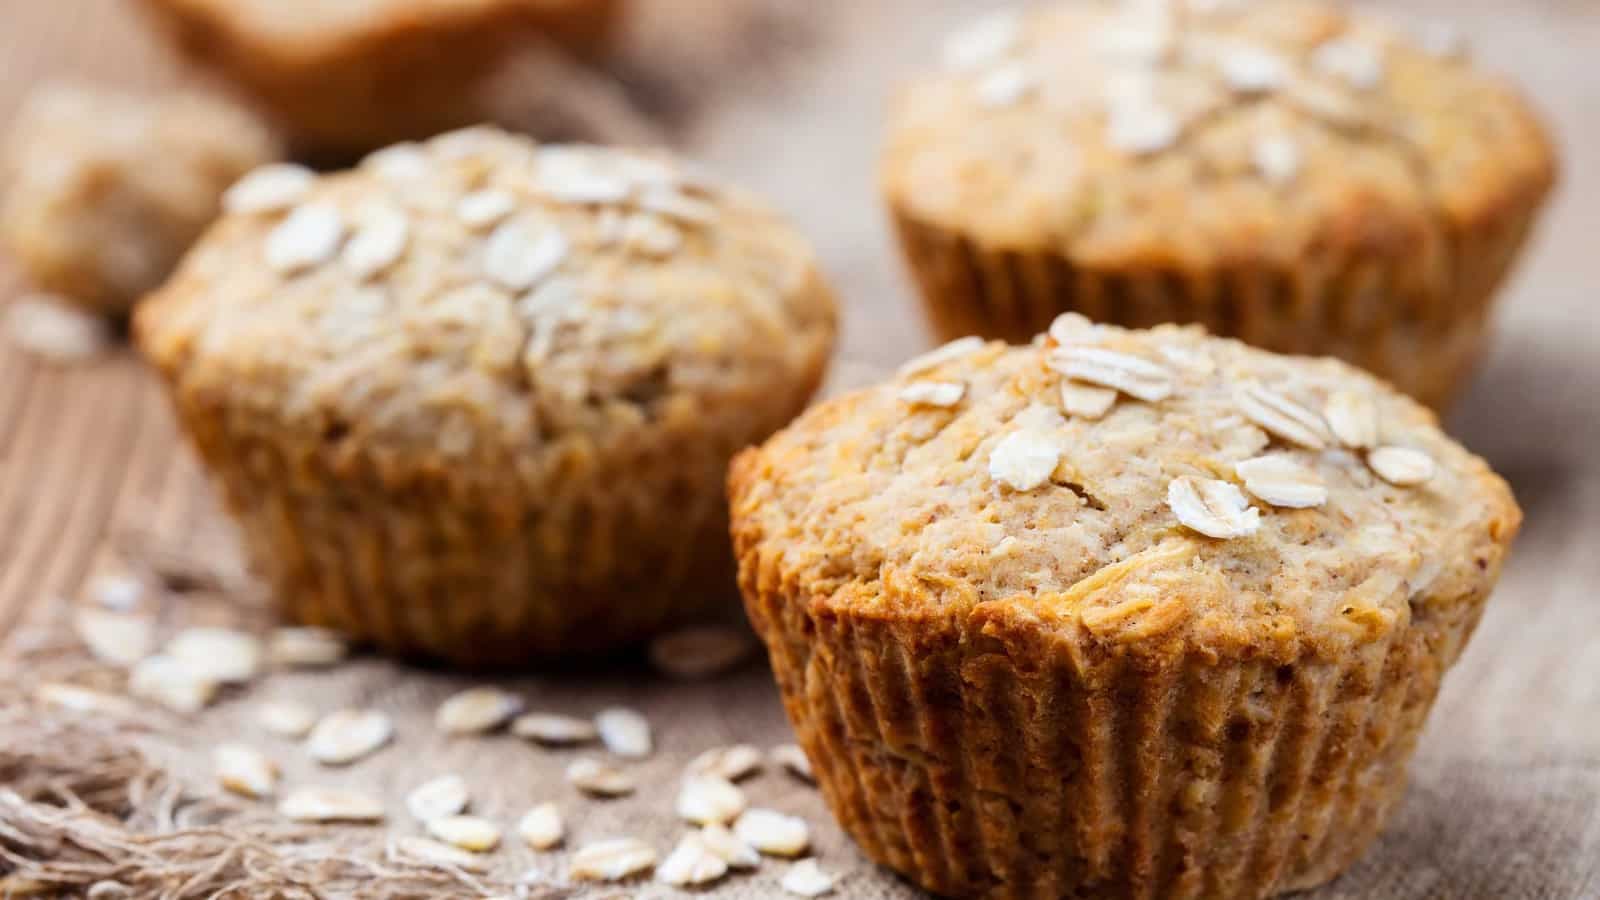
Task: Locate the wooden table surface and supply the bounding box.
[1,2,1598,893]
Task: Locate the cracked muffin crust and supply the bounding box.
[882,0,1556,409]
[135,0,621,156]
[731,316,1519,898]
[137,127,836,665]
[0,84,279,316]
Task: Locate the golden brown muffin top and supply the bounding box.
[731,317,1519,660]
[137,127,834,462]
[882,0,1556,267]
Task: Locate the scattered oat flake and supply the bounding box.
[657,833,729,887]
[595,707,652,758]
[771,744,815,782]
[976,62,1034,108]
[265,203,345,274]
[267,627,348,668]
[898,336,986,378]
[365,144,432,182]
[308,709,394,765]
[1048,346,1174,402]
[943,11,1021,71]
[394,836,488,872]
[677,774,748,826]
[483,221,568,290]
[700,822,762,868]
[166,627,262,683]
[36,682,138,717]
[407,774,470,822]
[279,787,384,823]
[6,298,109,363]
[257,700,317,738]
[570,837,658,882]
[84,572,144,611]
[1157,343,1216,375]
[73,608,153,666]
[129,655,219,714]
[1095,21,1174,64]
[567,757,636,796]
[1236,384,1330,449]
[1060,381,1118,420]
[1368,446,1436,486]
[518,803,565,850]
[1324,390,1379,449]
[456,189,518,228]
[689,744,763,782]
[436,686,523,735]
[649,625,756,680]
[1107,102,1180,155]
[734,808,810,857]
[899,379,967,408]
[1235,455,1328,509]
[989,428,1061,492]
[223,163,314,214]
[636,186,718,225]
[783,859,838,897]
[1048,312,1101,346]
[1167,476,1262,539]
[427,815,501,852]
[1218,45,1286,93]
[623,213,681,256]
[537,156,632,204]
[434,126,500,160]
[512,712,598,745]
[1312,38,1385,90]
[1253,134,1301,185]
[343,207,409,279]
[1283,76,1365,128]
[215,743,277,799]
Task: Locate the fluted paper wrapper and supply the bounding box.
[891,203,1545,411]
[163,403,747,666]
[737,535,1494,899]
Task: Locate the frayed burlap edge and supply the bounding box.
[0,701,570,900]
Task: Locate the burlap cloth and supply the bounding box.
[3,0,1600,896]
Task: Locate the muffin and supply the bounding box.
[0,83,280,316]
[134,0,622,156]
[882,0,1557,409]
[730,315,1519,898]
[137,127,836,665]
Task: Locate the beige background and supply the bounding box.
[1,1,1598,897]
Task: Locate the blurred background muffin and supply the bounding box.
[882,0,1557,409]
[0,83,279,318]
[136,127,836,665]
[732,317,1520,898]
[134,0,624,157]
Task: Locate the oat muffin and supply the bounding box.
[0,84,279,316]
[882,0,1557,409]
[731,315,1519,898]
[135,0,621,156]
[137,127,836,665]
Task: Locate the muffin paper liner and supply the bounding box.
[735,524,1496,899]
[890,199,1545,410]
[159,347,834,666]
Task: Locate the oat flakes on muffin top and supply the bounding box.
[735,316,1519,657]
[138,127,833,465]
[883,0,1554,263]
